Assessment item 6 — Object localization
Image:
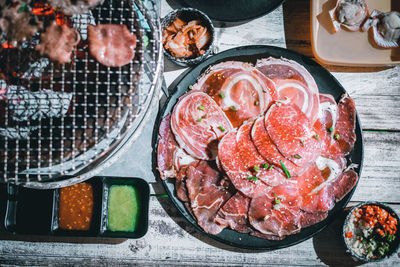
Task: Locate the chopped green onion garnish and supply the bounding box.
[17,2,28,13]
[197,118,202,122]
[293,154,302,159]
[388,235,394,242]
[254,101,259,106]
[230,106,237,111]
[280,160,291,178]
[268,165,274,171]
[219,93,225,98]
[188,85,193,90]
[273,193,281,204]
[246,176,258,181]
[329,127,334,132]
[198,105,205,110]
[253,165,259,172]
[218,126,225,132]
[143,35,149,47]
[334,133,340,140]
[261,163,269,168]
[300,140,305,146]
[313,134,320,140]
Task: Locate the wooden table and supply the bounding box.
[1,0,399,265]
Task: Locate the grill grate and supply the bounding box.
[0,0,162,188]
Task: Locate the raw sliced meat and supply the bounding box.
[218,130,271,198]
[175,162,199,202]
[248,182,301,237]
[335,95,357,156]
[331,170,358,201]
[251,231,284,240]
[157,115,179,180]
[265,102,321,167]
[157,115,196,180]
[318,94,338,131]
[296,157,346,213]
[251,116,306,177]
[193,61,278,127]
[300,211,328,228]
[88,24,136,67]
[236,121,287,187]
[256,57,320,123]
[171,91,233,160]
[215,192,251,233]
[186,161,233,235]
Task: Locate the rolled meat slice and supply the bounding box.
[193,61,278,127]
[218,130,271,198]
[265,102,322,168]
[171,91,233,160]
[256,57,320,124]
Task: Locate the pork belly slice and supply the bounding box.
[186,161,233,235]
[193,61,278,127]
[256,57,320,124]
[171,91,232,160]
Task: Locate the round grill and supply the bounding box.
[0,0,162,188]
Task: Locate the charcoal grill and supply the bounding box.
[0,0,163,188]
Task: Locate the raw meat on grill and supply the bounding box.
[0,0,43,47]
[193,61,278,127]
[256,57,320,124]
[185,161,233,235]
[218,129,272,198]
[265,102,321,167]
[35,21,80,64]
[88,24,136,67]
[171,91,232,160]
[48,0,103,15]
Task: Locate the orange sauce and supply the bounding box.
[59,183,93,231]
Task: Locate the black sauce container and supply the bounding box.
[2,176,150,239]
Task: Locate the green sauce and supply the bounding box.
[107,185,139,232]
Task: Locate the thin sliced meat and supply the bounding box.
[171,91,233,160]
[335,95,357,156]
[88,24,136,67]
[318,94,338,130]
[215,192,251,234]
[157,115,196,180]
[296,157,346,213]
[265,102,321,167]
[251,231,284,240]
[175,162,199,202]
[331,170,358,201]
[256,57,320,124]
[193,61,278,127]
[248,182,301,237]
[300,211,328,228]
[251,116,306,177]
[218,130,271,198]
[236,121,287,187]
[186,161,233,235]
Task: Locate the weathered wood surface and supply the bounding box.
[1,0,400,266]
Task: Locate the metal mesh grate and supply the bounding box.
[0,0,162,188]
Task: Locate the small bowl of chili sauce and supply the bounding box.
[51,179,103,236]
[343,202,400,262]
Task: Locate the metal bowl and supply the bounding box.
[343,201,400,262]
[161,8,215,67]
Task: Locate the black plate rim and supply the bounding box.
[175,0,285,23]
[154,45,364,250]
